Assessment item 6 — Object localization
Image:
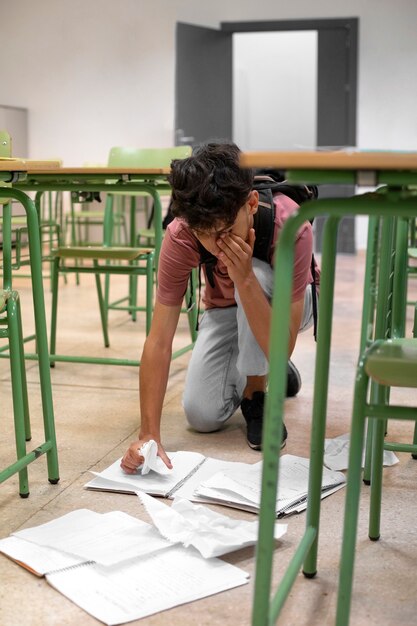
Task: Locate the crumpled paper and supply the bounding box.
[137,491,287,558]
[137,440,171,475]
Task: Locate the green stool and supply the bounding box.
[336,337,417,625]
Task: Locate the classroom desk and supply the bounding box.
[10,166,187,367]
[0,159,61,493]
[239,150,417,626]
[14,166,172,265]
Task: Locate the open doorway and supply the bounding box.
[175,18,358,251]
[233,30,318,151]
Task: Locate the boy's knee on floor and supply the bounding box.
[183,396,226,433]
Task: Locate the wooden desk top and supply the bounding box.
[240,150,417,171]
[0,159,62,171]
[23,167,171,176]
[0,162,170,176]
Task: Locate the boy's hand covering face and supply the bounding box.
[216,227,256,286]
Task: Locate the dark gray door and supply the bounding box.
[175,18,358,251]
[315,23,358,252]
[175,23,232,146]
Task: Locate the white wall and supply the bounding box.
[1,0,417,246]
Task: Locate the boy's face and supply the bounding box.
[192,190,258,257]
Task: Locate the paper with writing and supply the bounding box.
[324,433,399,471]
[46,545,249,625]
[88,451,205,496]
[195,454,346,515]
[13,509,172,567]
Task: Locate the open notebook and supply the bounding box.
[85,453,346,517]
[0,509,249,626]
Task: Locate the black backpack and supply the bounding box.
[197,174,319,339]
[164,172,319,337]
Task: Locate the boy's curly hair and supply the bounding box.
[168,142,254,232]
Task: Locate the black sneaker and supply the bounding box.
[287,360,302,397]
[241,391,287,451]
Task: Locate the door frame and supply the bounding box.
[221,18,358,148]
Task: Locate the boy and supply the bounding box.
[121,142,317,473]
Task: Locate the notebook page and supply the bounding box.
[14,510,172,567]
[0,536,86,576]
[46,545,249,625]
[86,451,205,496]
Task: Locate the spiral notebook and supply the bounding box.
[85,453,346,517]
[0,509,249,625]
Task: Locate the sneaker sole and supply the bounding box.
[247,439,287,451]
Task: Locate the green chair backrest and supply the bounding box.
[107,145,192,169]
[0,130,11,158]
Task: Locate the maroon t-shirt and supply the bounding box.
[156,192,318,309]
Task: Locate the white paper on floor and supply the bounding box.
[137,491,287,558]
[324,433,399,471]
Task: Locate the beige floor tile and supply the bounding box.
[1,254,417,625]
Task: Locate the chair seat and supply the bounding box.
[52,245,153,261]
[365,338,417,387]
[72,210,105,219]
[137,227,156,240]
[0,216,27,225]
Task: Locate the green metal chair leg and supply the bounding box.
[93,260,110,348]
[336,368,369,626]
[363,216,396,484]
[302,216,340,577]
[14,189,60,484]
[368,414,386,540]
[16,295,31,441]
[50,256,60,366]
[7,293,30,497]
[103,193,115,320]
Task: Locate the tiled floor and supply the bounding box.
[1,253,416,626]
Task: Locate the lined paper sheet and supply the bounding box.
[13,509,172,567]
[87,452,205,496]
[46,546,249,625]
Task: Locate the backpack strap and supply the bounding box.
[252,187,275,263]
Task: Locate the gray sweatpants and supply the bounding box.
[182,258,314,432]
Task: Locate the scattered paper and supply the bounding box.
[0,535,249,626]
[13,509,172,567]
[324,433,399,471]
[46,545,249,626]
[137,492,287,558]
[88,451,206,497]
[138,439,171,475]
[194,455,346,516]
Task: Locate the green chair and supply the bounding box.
[362,215,417,483]
[49,244,155,363]
[104,146,192,322]
[336,337,417,625]
[47,146,197,367]
[336,212,417,625]
[0,133,59,494]
[65,162,128,251]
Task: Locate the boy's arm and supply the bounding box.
[120,300,182,474]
